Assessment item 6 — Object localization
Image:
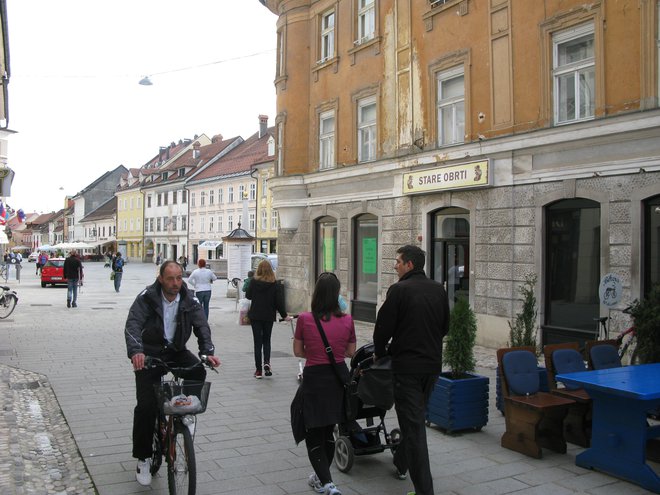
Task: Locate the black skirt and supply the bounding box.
[302,363,349,429]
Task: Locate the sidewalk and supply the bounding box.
[0,262,656,494]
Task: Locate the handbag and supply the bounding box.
[357,354,394,410]
[290,382,306,444]
[110,271,115,280]
[312,315,357,422]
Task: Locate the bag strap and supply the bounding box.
[312,314,347,386]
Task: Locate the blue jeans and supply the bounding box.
[195,290,211,318]
[67,279,78,305]
[114,271,123,292]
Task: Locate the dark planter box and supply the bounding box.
[495,366,548,414]
[426,372,489,433]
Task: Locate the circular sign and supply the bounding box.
[599,273,622,307]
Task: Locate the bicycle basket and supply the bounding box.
[155,380,211,416]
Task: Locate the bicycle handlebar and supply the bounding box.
[144,355,219,374]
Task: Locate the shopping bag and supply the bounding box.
[238,298,251,325]
[110,271,115,280]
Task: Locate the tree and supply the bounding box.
[444,297,477,379]
[508,274,538,352]
[629,284,660,364]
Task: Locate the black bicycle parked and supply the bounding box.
[145,355,217,495]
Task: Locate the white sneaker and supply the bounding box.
[308,473,324,493]
[322,482,342,495]
[136,458,152,486]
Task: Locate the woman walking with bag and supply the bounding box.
[187,259,217,318]
[293,272,356,495]
[246,260,290,378]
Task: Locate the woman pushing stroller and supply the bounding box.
[293,272,356,495]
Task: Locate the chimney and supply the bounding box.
[211,134,223,143]
[192,142,201,159]
[259,115,268,138]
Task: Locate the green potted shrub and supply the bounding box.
[496,274,548,413]
[629,284,660,364]
[426,297,489,433]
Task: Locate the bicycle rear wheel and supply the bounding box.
[168,422,196,495]
[0,294,17,319]
[150,415,164,476]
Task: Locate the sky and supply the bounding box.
[5,0,277,214]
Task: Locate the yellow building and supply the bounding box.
[116,168,145,261]
[261,0,660,347]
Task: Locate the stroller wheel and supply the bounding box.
[389,427,402,454]
[334,436,354,473]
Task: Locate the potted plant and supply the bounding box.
[426,297,489,433]
[496,274,548,413]
[629,284,660,364]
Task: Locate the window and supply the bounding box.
[228,186,234,203]
[181,216,187,231]
[437,66,465,146]
[178,168,185,177]
[218,188,223,203]
[239,184,245,200]
[271,210,278,230]
[138,197,142,209]
[228,215,234,231]
[320,10,335,63]
[130,220,134,232]
[209,216,214,232]
[249,213,256,231]
[316,216,338,278]
[249,183,256,200]
[147,195,152,208]
[277,30,286,78]
[544,198,600,341]
[277,122,284,176]
[358,97,377,162]
[218,216,223,232]
[172,191,178,204]
[157,194,162,207]
[354,214,378,304]
[319,110,335,170]
[261,210,268,230]
[357,0,375,44]
[130,198,134,209]
[189,218,194,232]
[200,217,205,232]
[261,177,268,196]
[200,192,206,207]
[163,191,168,206]
[209,190,214,205]
[553,24,595,124]
[137,218,141,231]
[157,218,162,232]
[191,192,196,207]
[181,190,187,203]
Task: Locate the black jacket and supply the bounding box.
[245,278,287,322]
[124,280,215,359]
[63,256,83,280]
[373,269,449,374]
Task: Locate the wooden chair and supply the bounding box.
[497,346,574,458]
[585,340,621,370]
[543,342,592,447]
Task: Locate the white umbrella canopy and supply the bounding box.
[36,244,57,251]
[11,245,31,251]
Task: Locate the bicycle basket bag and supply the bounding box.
[163,394,202,415]
[357,355,394,410]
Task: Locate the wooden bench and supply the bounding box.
[497,346,575,458]
[543,342,592,447]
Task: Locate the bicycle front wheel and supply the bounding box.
[168,422,196,495]
[0,294,17,319]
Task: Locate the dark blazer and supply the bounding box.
[246,278,287,321]
[63,255,83,280]
[373,269,449,375]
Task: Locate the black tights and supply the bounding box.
[304,425,335,485]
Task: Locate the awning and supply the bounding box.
[199,240,221,249]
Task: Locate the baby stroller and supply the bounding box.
[333,342,401,473]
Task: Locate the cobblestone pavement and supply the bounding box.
[0,262,656,494]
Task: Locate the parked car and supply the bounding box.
[27,252,39,262]
[251,253,278,272]
[41,258,67,287]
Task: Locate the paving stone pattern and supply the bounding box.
[0,262,656,494]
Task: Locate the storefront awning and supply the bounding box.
[199,240,221,249]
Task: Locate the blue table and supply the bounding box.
[557,363,660,493]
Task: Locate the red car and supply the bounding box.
[41,257,68,287]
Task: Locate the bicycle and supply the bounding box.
[0,263,8,282]
[145,355,217,495]
[0,285,18,319]
[616,305,640,365]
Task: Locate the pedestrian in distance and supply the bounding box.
[112,252,124,292]
[14,252,22,283]
[63,249,84,308]
[124,260,221,487]
[245,260,290,378]
[186,259,217,319]
[293,272,356,495]
[241,270,254,293]
[37,251,48,275]
[156,252,162,265]
[373,245,449,495]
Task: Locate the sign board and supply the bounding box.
[599,273,622,307]
[227,243,252,280]
[402,159,489,195]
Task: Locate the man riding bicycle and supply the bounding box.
[124,260,221,487]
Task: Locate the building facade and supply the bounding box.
[116,168,147,262]
[261,0,660,347]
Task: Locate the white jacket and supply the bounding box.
[187,267,217,292]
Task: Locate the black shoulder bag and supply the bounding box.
[312,314,357,422]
